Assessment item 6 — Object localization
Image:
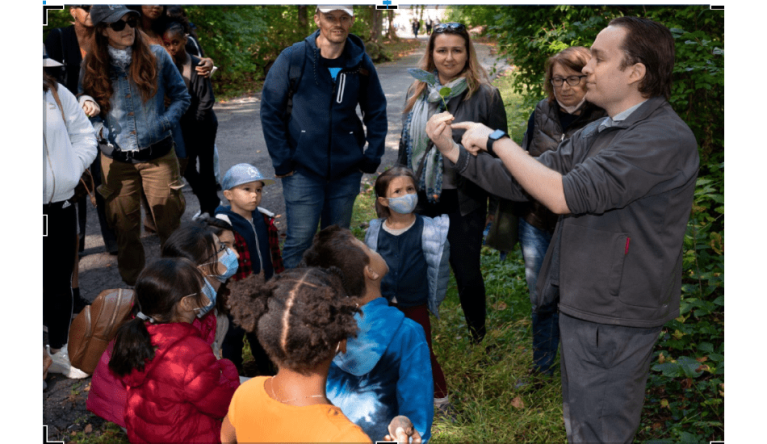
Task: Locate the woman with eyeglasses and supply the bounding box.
[506,47,608,385]
[81,5,190,286]
[398,21,507,416]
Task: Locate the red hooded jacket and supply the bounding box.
[121,321,239,443]
[87,312,217,428]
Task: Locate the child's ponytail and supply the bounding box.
[108,258,206,376]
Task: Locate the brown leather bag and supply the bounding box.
[68,289,134,374]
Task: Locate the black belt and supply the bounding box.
[100,136,173,164]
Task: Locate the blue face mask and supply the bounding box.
[388,193,418,214]
[200,247,239,283]
[195,279,217,318]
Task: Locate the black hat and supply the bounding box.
[90,5,140,26]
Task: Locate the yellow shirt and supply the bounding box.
[228,376,372,443]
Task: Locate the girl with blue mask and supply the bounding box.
[370,166,451,415]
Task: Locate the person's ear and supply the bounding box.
[628,62,646,87]
[339,338,348,354]
[222,189,233,202]
[314,13,321,28]
[377,195,390,208]
[364,264,380,281]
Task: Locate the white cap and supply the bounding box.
[317,5,354,17]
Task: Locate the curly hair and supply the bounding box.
[301,226,369,297]
[228,267,360,375]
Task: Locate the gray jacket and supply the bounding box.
[365,215,450,318]
[451,97,699,327]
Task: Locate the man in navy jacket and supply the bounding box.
[261,5,387,268]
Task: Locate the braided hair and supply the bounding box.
[228,267,360,375]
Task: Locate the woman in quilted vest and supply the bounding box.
[109,257,240,443]
[514,46,606,381]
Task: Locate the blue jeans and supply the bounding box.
[281,169,363,268]
[519,218,559,375]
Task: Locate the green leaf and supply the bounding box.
[439,87,452,98]
[407,68,438,86]
[697,342,714,353]
[677,356,704,378]
[652,362,683,378]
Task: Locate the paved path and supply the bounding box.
[76,39,510,301]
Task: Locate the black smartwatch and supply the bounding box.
[486,129,508,156]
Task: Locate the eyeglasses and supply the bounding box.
[108,17,138,32]
[75,5,91,12]
[434,22,466,33]
[551,75,587,87]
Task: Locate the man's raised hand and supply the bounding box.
[451,121,493,156]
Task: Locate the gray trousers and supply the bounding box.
[559,312,661,444]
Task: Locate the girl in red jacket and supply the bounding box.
[109,257,240,444]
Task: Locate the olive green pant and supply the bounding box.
[98,150,185,285]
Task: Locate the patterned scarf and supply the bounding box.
[405,76,468,203]
[108,45,133,71]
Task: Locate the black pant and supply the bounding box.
[43,201,76,349]
[222,314,276,376]
[418,190,487,343]
[182,121,220,216]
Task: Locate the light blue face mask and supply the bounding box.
[195,279,217,318]
[200,247,239,283]
[388,192,418,214]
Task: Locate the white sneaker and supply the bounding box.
[47,345,90,379]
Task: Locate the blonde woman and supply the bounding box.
[397,21,507,414]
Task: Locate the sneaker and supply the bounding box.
[47,345,90,379]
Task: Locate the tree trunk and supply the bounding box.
[298,6,308,36]
[387,10,398,40]
[370,8,382,43]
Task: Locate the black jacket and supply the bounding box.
[398,83,507,216]
[44,25,83,95]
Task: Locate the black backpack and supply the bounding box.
[285,41,306,117]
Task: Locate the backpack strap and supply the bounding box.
[285,41,306,117]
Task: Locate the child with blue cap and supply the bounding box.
[215,163,284,376]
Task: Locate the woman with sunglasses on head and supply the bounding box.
[398,22,507,357]
[81,5,190,287]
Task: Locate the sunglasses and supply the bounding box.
[434,22,466,33]
[108,16,139,32]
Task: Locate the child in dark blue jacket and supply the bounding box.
[215,163,284,376]
[302,226,434,443]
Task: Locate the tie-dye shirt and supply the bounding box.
[326,297,434,442]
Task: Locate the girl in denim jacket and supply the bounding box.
[81,5,190,286]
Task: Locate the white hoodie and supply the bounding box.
[43,83,97,204]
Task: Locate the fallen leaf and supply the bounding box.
[652,423,663,431]
[658,352,666,364]
[84,425,93,434]
[695,364,710,373]
[494,301,507,311]
[71,431,77,436]
[719,390,724,397]
[680,378,693,389]
[84,383,91,392]
[510,396,525,409]
[696,356,708,363]
[660,399,669,409]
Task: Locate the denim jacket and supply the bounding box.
[86,45,190,152]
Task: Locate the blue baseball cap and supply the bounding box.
[221,163,275,190]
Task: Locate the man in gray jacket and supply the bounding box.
[426,17,699,443]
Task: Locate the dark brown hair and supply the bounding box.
[228,267,360,374]
[374,166,418,218]
[404,22,490,113]
[109,258,206,376]
[43,71,58,93]
[543,46,592,103]
[301,226,369,298]
[82,23,158,114]
[609,16,675,100]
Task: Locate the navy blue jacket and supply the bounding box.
[215,205,274,280]
[261,31,387,180]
